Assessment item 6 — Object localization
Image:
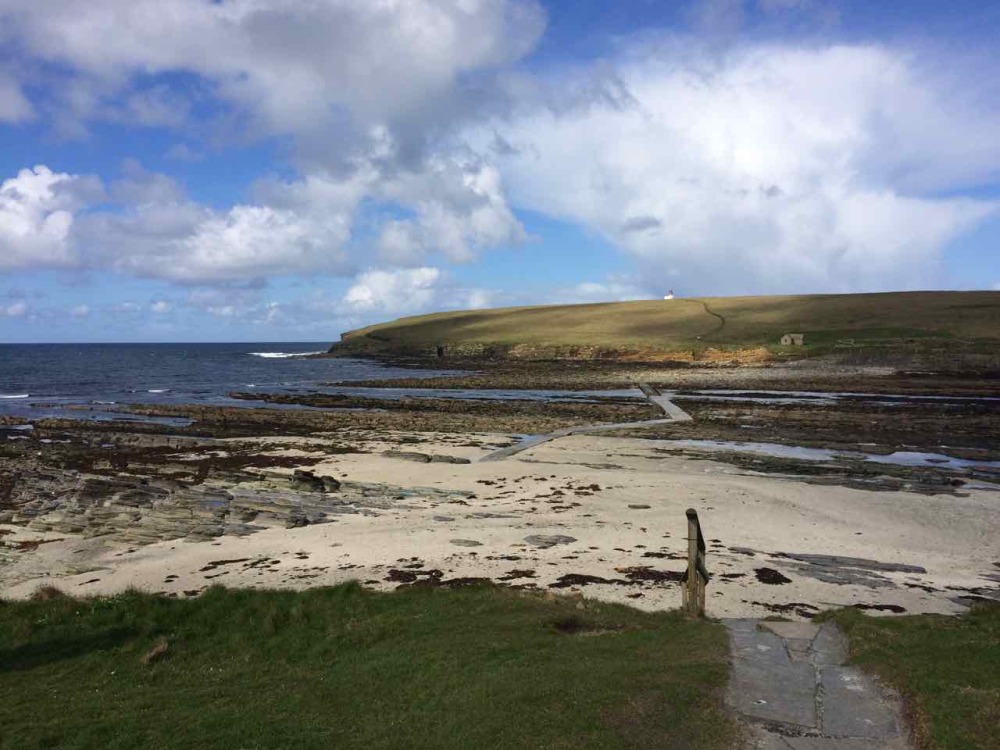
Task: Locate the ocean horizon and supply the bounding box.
[0,342,447,423]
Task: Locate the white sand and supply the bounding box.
[2,432,997,619]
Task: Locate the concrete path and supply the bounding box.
[725,619,911,749]
[480,382,691,462]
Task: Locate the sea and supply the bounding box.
[0,342,456,423]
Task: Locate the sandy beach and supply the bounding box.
[4,426,997,619]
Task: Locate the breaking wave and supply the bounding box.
[249,351,325,359]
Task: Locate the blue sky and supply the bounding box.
[0,0,998,343]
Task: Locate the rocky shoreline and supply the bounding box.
[2,360,998,617]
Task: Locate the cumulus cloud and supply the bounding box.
[376,160,526,265]
[340,266,498,317]
[342,267,443,315]
[2,301,27,317]
[0,164,366,284]
[476,41,1000,294]
[0,156,525,285]
[0,166,100,271]
[86,200,355,284]
[1,2,999,307]
[0,0,544,145]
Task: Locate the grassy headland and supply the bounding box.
[332,290,1000,366]
[0,584,737,750]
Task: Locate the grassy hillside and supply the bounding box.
[333,290,1000,364]
[0,584,736,749]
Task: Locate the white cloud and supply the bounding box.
[1,7,999,304]
[150,300,170,314]
[477,41,1000,294]
[342,267,443,315]
[0,157,525,285]
[69,304,90,317]
[2,301,27,317]
[0,166,99,271]
[81,201,352,283]
[0,0,544,144]
[69,168,368,283]
[376,160,526,264]
[339,266,502,319]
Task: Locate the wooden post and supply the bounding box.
[682,508,709,617]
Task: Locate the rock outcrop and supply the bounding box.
[1,465,472,546]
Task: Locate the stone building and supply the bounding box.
[780,333,805,346]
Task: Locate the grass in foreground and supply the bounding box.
[0,583,737,750]
[829,603,1000,750]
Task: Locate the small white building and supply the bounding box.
[663,289,675,300]
[781,333,805,346]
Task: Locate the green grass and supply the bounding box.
[334,290,1000,360]
[0,584,737,750]
[828,604,1000,750]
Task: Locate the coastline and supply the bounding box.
[2,359,998,619]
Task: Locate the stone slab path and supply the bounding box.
[480,382,692,461]
[725,619,911,749]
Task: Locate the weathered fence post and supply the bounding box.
[682,508,709,617]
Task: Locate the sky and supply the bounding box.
[0,0,999,343]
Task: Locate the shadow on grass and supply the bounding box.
[0,626,138,672]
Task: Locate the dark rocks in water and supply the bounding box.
[524,534,577,549]
[755,567,792,585]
